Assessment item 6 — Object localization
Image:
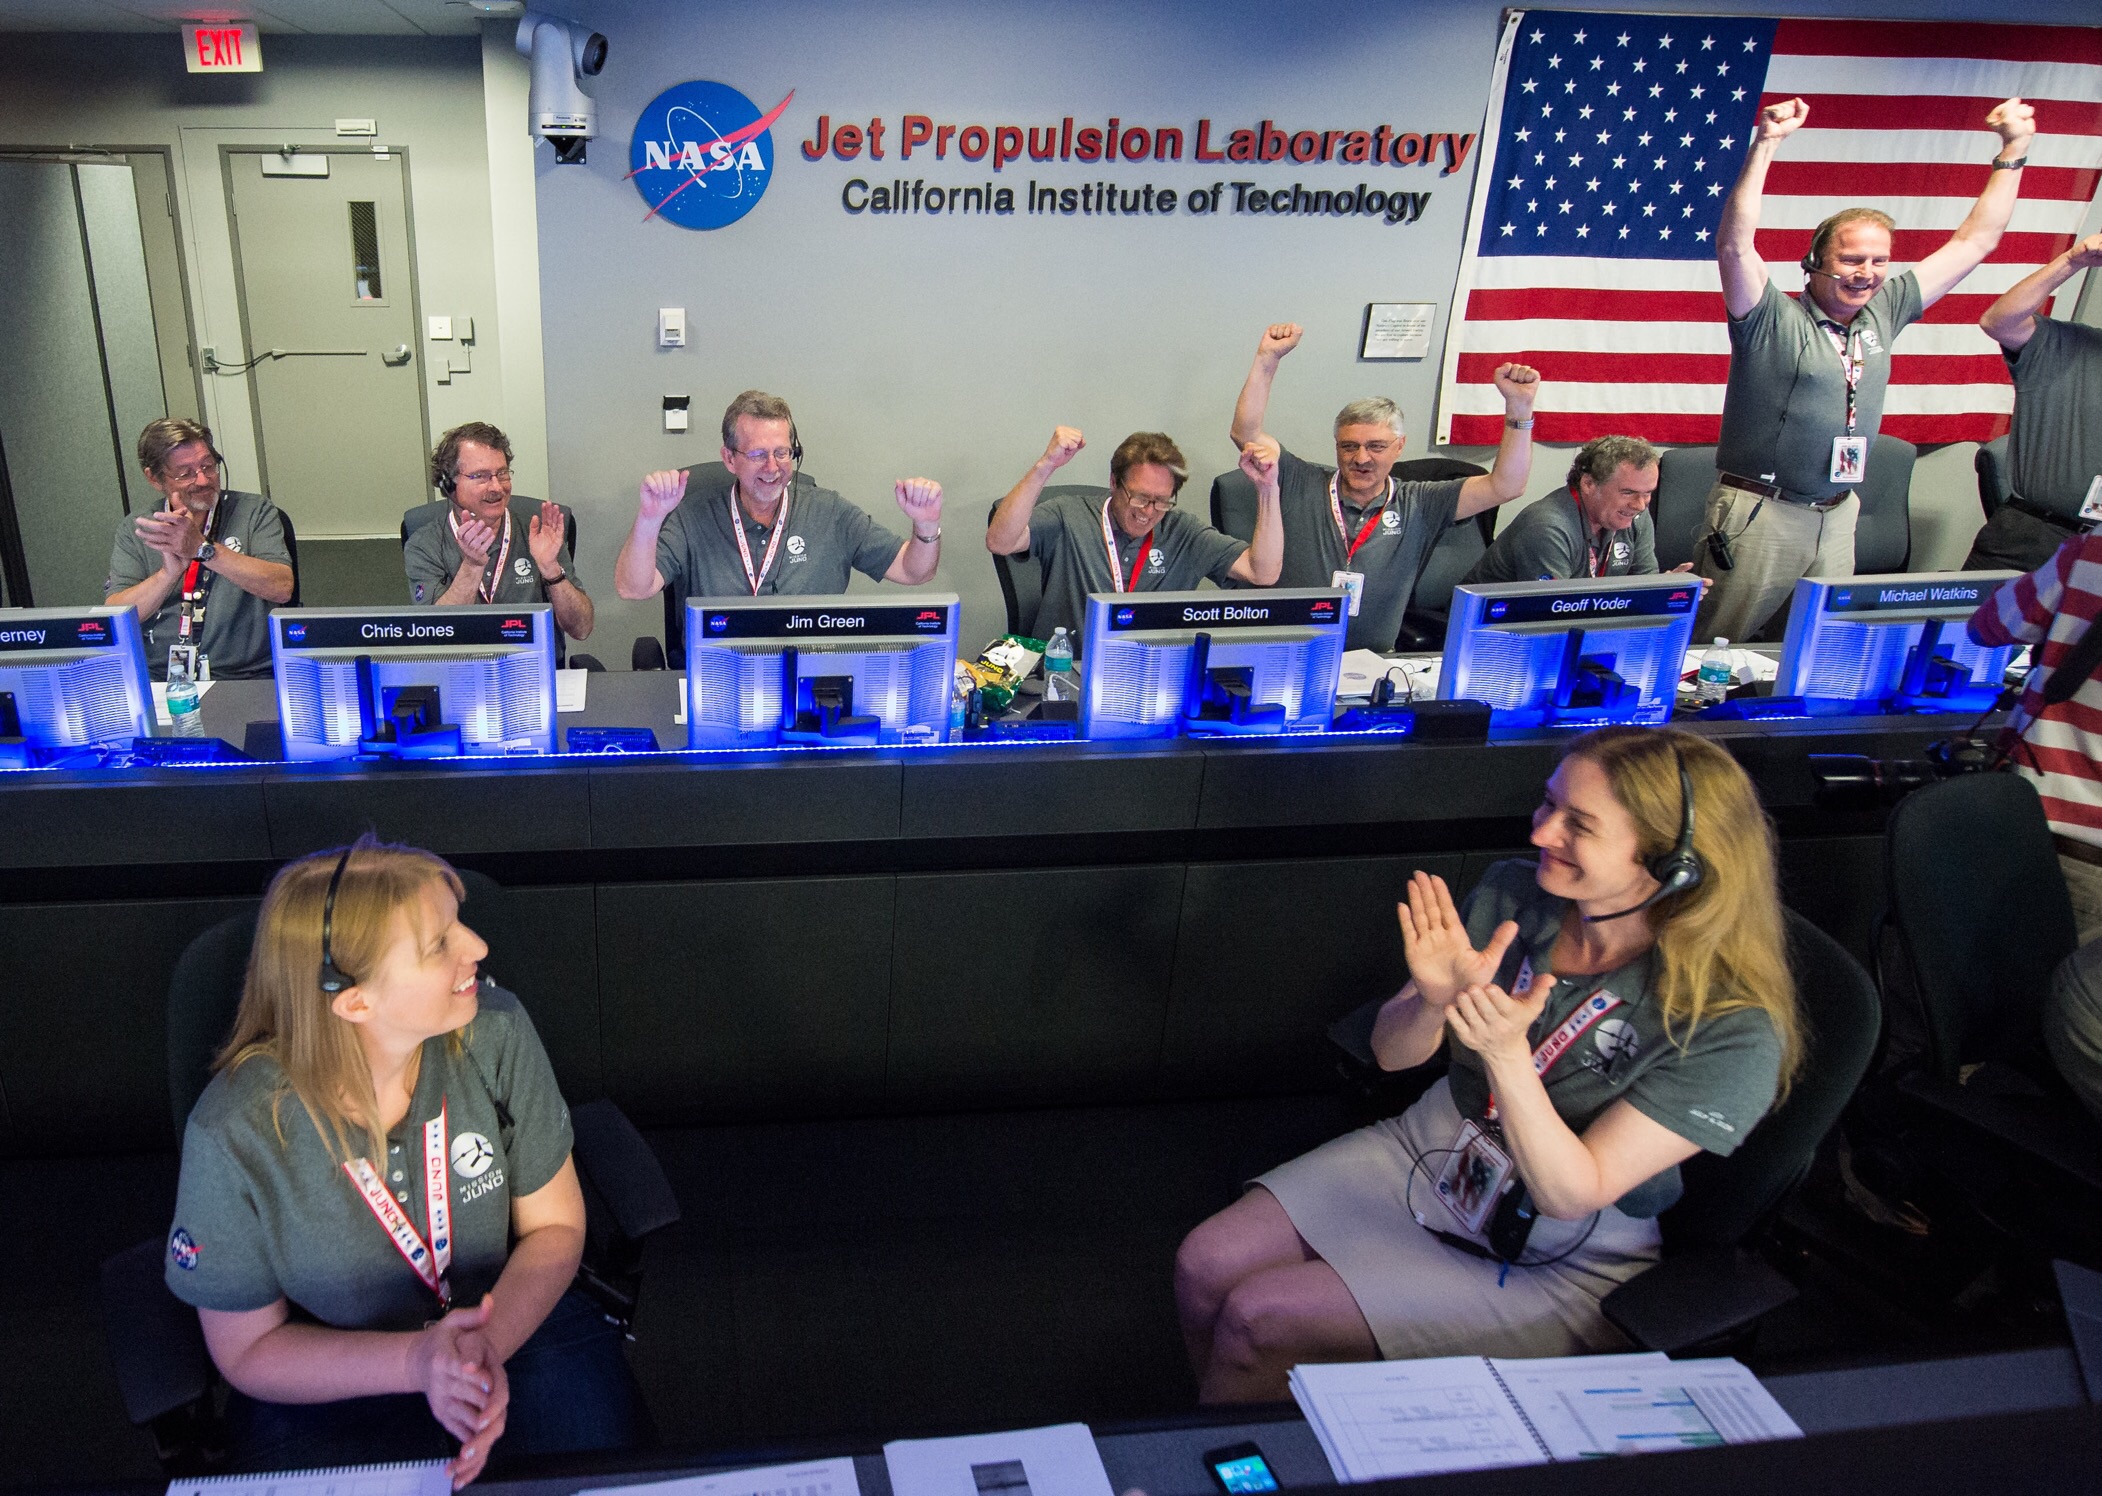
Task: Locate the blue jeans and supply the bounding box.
[224,1289,646,1472]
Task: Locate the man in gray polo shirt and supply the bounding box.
[105,417,294,680]
[1464,436,1683,587]
[405,421,594,645]
[1229,323,1541,650]
[1699,93,2038,641]
[615,390,944,602]
[985,426,1283,651]
[1966,232,2102,573]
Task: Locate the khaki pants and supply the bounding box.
[2059,853,2102,949]
[1693,480,1859,644]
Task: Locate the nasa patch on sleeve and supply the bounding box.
[168,1226,200,1270]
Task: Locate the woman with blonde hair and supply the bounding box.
[1175,727,1801,1400]
[163,837,639,1482]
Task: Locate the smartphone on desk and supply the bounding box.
[1203,1442,1280,1494]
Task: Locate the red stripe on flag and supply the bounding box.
[1772,19,2102,66]
[1765,94,2102,136]
[1457,352,1730,383]
[1880,413,2011,443]
[1448,413,1729,446]
[1753,227,2074,263]
[1766,160,2099,203]
[1465,288,1726,322]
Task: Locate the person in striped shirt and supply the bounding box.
[1967,537,2102,944]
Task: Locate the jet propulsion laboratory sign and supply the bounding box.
[629,80,791,229]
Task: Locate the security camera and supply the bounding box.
[515,10,607,165]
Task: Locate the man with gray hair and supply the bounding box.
[1462,436,1691,587]
[1231,323,1540,651]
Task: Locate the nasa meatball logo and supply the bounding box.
[169,1227,199,1270]
[450,1131,497,1179]
[629,81,794,229]
[787,535,807,559]
[1381,508,1401,531]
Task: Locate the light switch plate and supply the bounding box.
[427,316,452,341]
[659,308,686,348]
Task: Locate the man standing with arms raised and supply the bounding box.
[616,390,945,604]
[1698,94,2037,641]
[1230,325,1541,651]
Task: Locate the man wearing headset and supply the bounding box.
[615,390,944,603]
[1697,94,2038,642]
[405,422,594,644]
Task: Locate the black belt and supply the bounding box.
[2003,493,2080,531]
[1717,472,1845,510]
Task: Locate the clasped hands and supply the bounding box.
[1397,870,1555,1066]
[406,1292,509,1487]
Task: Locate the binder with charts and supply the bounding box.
[1289,1352,1802,1482]
[166,1458,451,1496]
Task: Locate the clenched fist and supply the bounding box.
[636,469,688,524]
[1256,323,1303,361]
[1754,97,1809,142]
[1040,427,1086,470]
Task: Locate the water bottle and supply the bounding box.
[1694,637,1734,707]
[1042,627,1078,703]
[165,655,206,737]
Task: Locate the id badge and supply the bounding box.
[2079,475,2102,526]
[1433,1118,1515,1234]
[1829,435,1868,485]
[1332,569,1366,617]
[166,643,199,681]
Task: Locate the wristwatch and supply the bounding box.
[913,527,942,543]
[541,569,568,586]
[1990,155,2027,171]
[195,541,217,563]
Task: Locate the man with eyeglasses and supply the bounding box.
[985,427,1284,652]
[1230,323,1542,651]
[616,390,945,604]
[105,417,294,680]
[405,422,594,644]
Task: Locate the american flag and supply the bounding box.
[1436,12,2102,447]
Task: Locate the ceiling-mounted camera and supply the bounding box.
[516,10,607,164]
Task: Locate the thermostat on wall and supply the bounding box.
[664,395,691,433]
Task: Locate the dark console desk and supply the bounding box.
[0,676,1986,1159]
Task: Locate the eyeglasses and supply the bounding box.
[457,467,513,485]
[733,447,797,465]
[1335,440,1398,459]
[159,460,220,482]
[1118,487,1178,513]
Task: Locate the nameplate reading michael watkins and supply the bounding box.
[700,604,951,640]
[1106,597,1344,632]
[1824,582,1990,615]
[1481,587,1698,626]
[0,616,119,651]
[278,614,539,649]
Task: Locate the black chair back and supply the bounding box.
[278,508,302,609]
[1855,434,1915,573]
[1210,467,1259,543]
[1662,910,1882,1249]
[987,484,1103,639]
[166,869,513,1136]
[1885,772,2077,1079]
[1653,446,1717,570]
[1976,435,2011,521]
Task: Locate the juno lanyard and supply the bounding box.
[1483,967,1624,1124]
[1329,473,1396,563]
[175,497,225,641]
[1821,320,1864,436]
[1099,496,1155,592]
[450,509,512,603]
[344,1101,454,1308]
[1571,491,1609,578]
[731,486,790,595]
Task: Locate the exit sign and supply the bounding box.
[184,23,262,73]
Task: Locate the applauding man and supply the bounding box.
[986,427,1283,651]
[1231,324,1540,650]
[616,390,943,602]
[1699,95,2038,640]
[406,422,593,644]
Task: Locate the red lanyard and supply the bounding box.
[730,486,789,594]
[176,496,224,640]
[1099,497,1155,592]
[1483,963,1624,1123]
[449,509,511,603]
[1573,492,1608,578]
[343,1101,453,1308]
[1821,320,1864,435]
[1329,474,1395,563]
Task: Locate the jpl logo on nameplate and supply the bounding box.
[629,80,794,229]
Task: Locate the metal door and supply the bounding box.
[224,149,426,538]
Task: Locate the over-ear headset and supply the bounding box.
[789,421,804,465]
[1583,748,1705,923]
[436,467,456,498]
[317,845,356,993]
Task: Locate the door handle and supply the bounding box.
[381,344,412,367]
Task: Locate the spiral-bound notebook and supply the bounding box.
[1289,1352,1801,1482]
[165,1458,451,1496]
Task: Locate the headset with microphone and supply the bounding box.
[317,845,357,994]
[1582,749,1704,923]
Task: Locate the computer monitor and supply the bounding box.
[1079,589,1348,740]
[1440,574,1700,730]
[1774,571,2019,715]
[0,606,154,765]
[270,605,557,760]
[681,593,960,749]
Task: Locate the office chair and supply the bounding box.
[1651,446,1717,572]
[1327,909,1880,1355]
[1976,436,2010,521]
[987,487,1098,638]
[100,869,679,1473]
[276,508,303,609]
[1853,434,1916,575]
